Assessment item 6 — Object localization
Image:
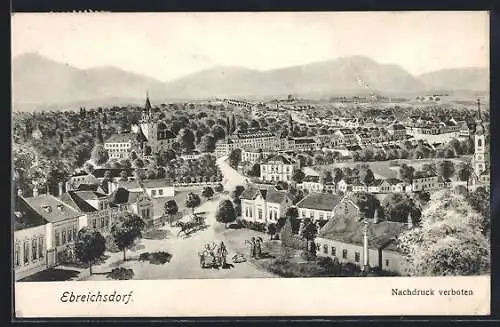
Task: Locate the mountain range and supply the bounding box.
[12,52,489,111]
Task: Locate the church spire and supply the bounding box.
[476,98,482,122]
[144,91,152,113]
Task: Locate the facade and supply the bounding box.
[297,175,323,193]
[411,174,439,192]
[296,193,344,222]
[104,134,133,159]
[108,187,155,228]
[118,179,175,198]
[260,155,296,182]
[241,148,273,163]
[290,137,317,151]
[240,185,292,224]
[388,124,407,139]
[315,217,408,275]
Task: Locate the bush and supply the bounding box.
[300,250,316,262]
[107,267,134,280]
[57,245,78,265]
[105,233,120,253]
[138,251,172,265]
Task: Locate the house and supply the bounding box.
[388,124,407,139]
[367,179,391,193]
[335,129,358,147]
[104,133,133,159]
[180,151,203,160]
[386,178,408,193]
[260,154,297,182]
[231,128,281,151]
[215,139,235,157]
[241,148,273,163]
[297,175,323,193]
[108,187,155,229]
[324,182,336,193]
[458,121,471,137]
[411,172,440,192]
[117,179,175,198]
[351,179,368,193]
[296,193,344,222]
[19,193,84,271]
[337,177,355,193]
[59,190,129,235]
[240,185,292,225]
[437,176,452,188]
[13,195,49,281]
[315,216,408,275]
[291,137,318,151]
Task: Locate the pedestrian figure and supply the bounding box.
[255,237,263,259]
[219,241,228,267]
[245,237,256,258]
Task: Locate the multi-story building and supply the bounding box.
[260,155,297,183]
[335,129,358,147]
[240,185,292,225]
[411,173,440,192]
[117,179,175,198]
[297,175,324,193]
[290,137,318,151]
[296,193,344,223]
[241,148,273,163]
[215,128,280,156]
[104,134,133,159]
[387,123,407,139]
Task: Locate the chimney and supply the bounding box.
[17,189,23,197]
[373,208,379,224]
[33,187,39,198]
[57,204,65,212]
[407,211,413,229]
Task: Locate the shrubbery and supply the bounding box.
[105,233,121,253]
[107,267,134,280]
[138,251,172,265]
[238,219,266,233]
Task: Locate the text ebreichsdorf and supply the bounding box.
[60,291,134,304]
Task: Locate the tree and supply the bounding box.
[437,160,455,180]
[215,199,237,228]
[185,192,201,214]
[363,168,375,186]
[74,227,106,275]
[164,200,178,227]
[199,134,216,152]
[231,114,236,134]
[382,193,421,223]
[399,164,416,184]
[96,123,104,144]
[466,187,490,238]
[300,218,318,256]
[246,163,261,177]
[322,171,333,185]
[292,169,306,184]
[457,162,473,192]
[212,124,226,141]
[91,144,109,166]
[228,148,242,168]
[110,213,145,261]
[266,223,277,240]
[333,168,344,185]
[285,207,299,233]
[397,190,490,276]
[103,113,108,125]
[214,183,224,193]
[352,192,380,219]
[177,128,195,152]
[202,186,215,200]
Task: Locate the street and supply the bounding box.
[80,156,276,280]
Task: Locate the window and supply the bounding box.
[152,190,156,196]
[478,139,482,147]
[92,219,97,229]
[323,244,328,254]
[355,252,360,263]
[32,239,38,260]
[62,230,67,244]
[159,189,163,196]
[342,249,347,259]
[331,247,336,256]
[39,237,44,258]
[385,259,389,267]
[100,217,105,229]
[68,228,73,242]
[302,211,306,218]
[319,213,324,220]
[15,243,20,266]
[55,232,60,246]
[258,209,262,219]
[24,241,29,264]
[344,205,349,215]
[73,226,77,239]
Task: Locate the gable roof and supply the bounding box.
[59,191,100,213]
[296,193,342,211]
[318,217,407,250]
[263,154,292,165]
[13,196,48,231]
[240,185,289,203]
[20,195,82,223]
[109,187,142,205]
[303,175,320,183]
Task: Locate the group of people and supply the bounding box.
[245,237,263,259]
[203,241,228,266]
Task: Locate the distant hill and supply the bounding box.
[12,52,489,111]
[417,67,489,93]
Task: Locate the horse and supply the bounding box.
[176,221,195,237]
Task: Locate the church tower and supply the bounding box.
[472,98,489,181]
[139,92,158,152]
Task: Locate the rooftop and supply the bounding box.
[318,217,407,250]
[296,193,343,211]
[263,154,292,165]
[105,133,133,143]
[13,196,48,231]
[20,195,82,223]
[108,187,142,205]
[240,185,290,204]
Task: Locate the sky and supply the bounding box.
[12,11,489,82]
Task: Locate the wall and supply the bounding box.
[14,224,47,281]
[315,237,379,269]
